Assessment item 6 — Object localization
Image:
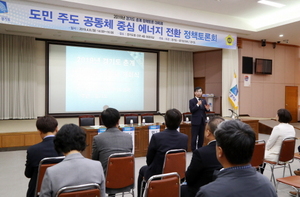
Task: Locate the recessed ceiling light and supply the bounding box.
[279,34,283,37]
[257,0,285,8]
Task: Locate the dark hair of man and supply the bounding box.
[54,124,86,154]
[277,108,292,123]
[101,108,120,128]
[194,87,202,92]
[214,120,255,165]
[164,108,182,130]
[207,116,225,135]
[36,115,58,134]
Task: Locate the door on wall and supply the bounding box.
[194,77,205,93]
[285,86,298,123]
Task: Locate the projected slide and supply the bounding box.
[48,44,157,114]
[66,46,144,111]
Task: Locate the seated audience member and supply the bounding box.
[137,108,188,197]
[92,107,133,175]
[25,115,63,197]
[196,120,277,197]
[260,109,295,175]
[39,124,105,197]
[181,117,224,197]
[265,108,295,162]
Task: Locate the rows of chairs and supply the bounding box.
[36,138,298,196]
[78,113,155,126]
[143,172,180,197]
[35,150,186,197]
[270,137,299,194]
[55,183,101,197]
[250,137,300,194]
[140,149,186,197]
[35,153,134,197]
[35,156,65,197]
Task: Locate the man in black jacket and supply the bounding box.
[189,87,210,151]
[181,117,224,197]
[137,108,188,197]
[24,116,62,197]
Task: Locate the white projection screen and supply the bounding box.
[47,42,159,116]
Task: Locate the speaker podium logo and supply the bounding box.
[0,1,8,13]
[225,35,234,46]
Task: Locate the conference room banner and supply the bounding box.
[0,0,236,49]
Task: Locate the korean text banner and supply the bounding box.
[0,0,237,49]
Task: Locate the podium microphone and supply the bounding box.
[228,109,239,120]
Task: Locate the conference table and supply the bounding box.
[81,123,192,158]
[81,118,258,158]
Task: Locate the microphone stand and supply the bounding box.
[156,111,165,125]
[229,109,239,120]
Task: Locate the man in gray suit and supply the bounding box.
[39,124,106,197]
[92,107,133,174]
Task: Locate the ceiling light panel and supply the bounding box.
[257,0,285,8]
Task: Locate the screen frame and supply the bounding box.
[45,39,162,117]
[242,56,253,74]
[255,58,272,75]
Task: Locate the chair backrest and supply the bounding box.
[278,137,297,163]
[141,113,154,123]
[99,115,104,125]
[79,115,95,126]
[143,172,180,197]
[162,149,186,179]
[35,156,65,197]
[124,114,139,124]
[55,183,101,197]
[182,112,192,122]
[250,140,265,168]
[106,152,134,190]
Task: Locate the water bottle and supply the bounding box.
[130,119,133,126]
[142,118,145,125]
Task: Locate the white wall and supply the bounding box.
[239,40,300,119]
[193,41,300,119]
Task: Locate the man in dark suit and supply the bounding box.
[189,87,210,151]
[137,108,188,197]
[196,120,277,197]
[181,117,224,197]
[24,116,62,197]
